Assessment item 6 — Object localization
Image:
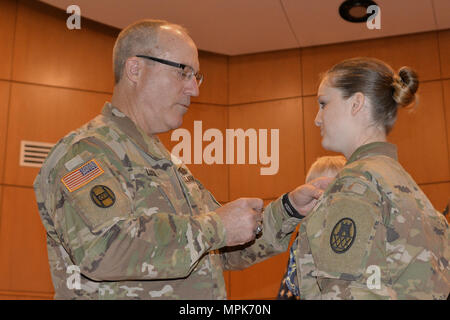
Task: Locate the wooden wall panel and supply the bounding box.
[443,80,450,170]
[229,49,301,105]
[158,103,229,202]
[0,81,11,182]
[0,291,53,300]
[439,30,450,78]
[389,81,449,184]
[3,83,110,187]
[12,0,117,93]
[0,0,17,80]
[419,182,450,215]
[228,251,290,299]
[228,198,297,299]
[228,98,305,200]
[193,51,228,105]
[302,96,342,170]
[302,32,441,96]
[0,186,54,294]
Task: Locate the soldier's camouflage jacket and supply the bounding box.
[295,142,449,299]
[33,102,298,299]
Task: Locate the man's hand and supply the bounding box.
[216,198,264,247]
[288,176,334,217]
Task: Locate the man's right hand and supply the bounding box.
[216,198,264,247]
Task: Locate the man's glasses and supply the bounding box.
[136,55,203,87]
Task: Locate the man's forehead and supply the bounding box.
[158,26,195,47]
[157,27,199,67]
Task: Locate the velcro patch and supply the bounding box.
[344,181,367,195]
[61,159,104,192]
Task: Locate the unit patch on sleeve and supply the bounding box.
[330,217,357,254]
[61,159,104,192]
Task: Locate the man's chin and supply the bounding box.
[169,118,184,131]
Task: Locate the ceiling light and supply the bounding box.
[339,0,378,23]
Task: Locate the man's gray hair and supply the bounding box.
[112,19,188,84]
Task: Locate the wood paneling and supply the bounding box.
[443,80,450,170]
[228,98,305,200]
[193,51,228,105]
[3,83,110,187]
[228,250,290,299]
[228,197,298,299]
[0,291,53,300]
[420,182,450,215]
[389,81,449,184]
[229,49,302,104]
[0,186,54,293]
[12,0,117,93]
[302,96,342,170]
[0,81,11,182]
[439,30,450,78]
[0,0,17,80]
[302,31,441,96]
[158,103,229,202]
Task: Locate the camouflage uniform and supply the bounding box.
[33,102,298,299]
[295,142,450,299]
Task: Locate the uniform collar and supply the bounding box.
[347,141,398,164]
[101,102,170,161]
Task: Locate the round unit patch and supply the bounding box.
[330,217,356,254]
[90,185,116,208]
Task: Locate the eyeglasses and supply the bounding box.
[136,55,203,87]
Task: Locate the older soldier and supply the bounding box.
[33,19,328,299]
[293,57,450,299]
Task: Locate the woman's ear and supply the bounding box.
[350,92,365,116]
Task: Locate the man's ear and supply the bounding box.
[350,92,365,116]
[124,57,141,83]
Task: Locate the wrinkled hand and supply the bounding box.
[216,198,264,247]
[288,176,334,217]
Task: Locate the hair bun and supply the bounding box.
[392,67,419,108]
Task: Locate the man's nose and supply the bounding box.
[184,77,200,97]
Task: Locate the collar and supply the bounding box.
[347,141,398,165]
[101,102,170,161]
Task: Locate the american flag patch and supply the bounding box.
[61,159,104,192]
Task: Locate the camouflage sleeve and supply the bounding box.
[219,195,300,270]
[48,137,227,282]
[303,174,397,299]
[381,189,450,299]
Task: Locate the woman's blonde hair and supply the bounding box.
[305,156,347,183]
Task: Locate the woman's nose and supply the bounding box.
[314,110,322,127]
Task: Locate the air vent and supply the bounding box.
[19,140,54,168]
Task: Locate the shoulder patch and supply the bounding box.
[330,218,357,253]
[61,159,104,192]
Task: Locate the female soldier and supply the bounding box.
[293,57,449,299]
